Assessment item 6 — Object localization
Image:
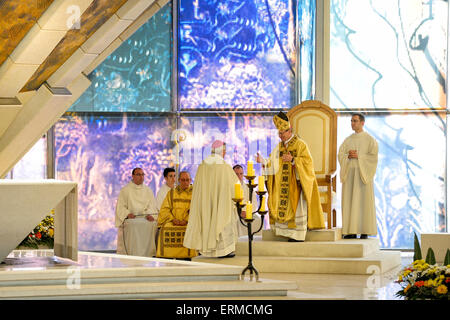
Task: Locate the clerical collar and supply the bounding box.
[131,181,144,188]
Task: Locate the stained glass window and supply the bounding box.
[330,0,448,109]
[69,3,173,112]
[298,0,316,101]
[55,114,176,250]
[178,113,279,176]
[178,0,298,110]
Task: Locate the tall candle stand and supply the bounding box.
[232,175,268,281]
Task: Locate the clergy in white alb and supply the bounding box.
[183,141,240,257]
[156,167,176,211]
[115,168,158,257]
[232,164,262,237]
[338,113,378,239]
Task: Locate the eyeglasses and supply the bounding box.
[133,173,145,176]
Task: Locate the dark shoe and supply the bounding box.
[343,234,357,239]
[288,239,304,242]
[218,252,235,258]
[360,234,368,239]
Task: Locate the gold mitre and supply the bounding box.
[273,111,290,132]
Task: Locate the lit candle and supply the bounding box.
[260,195,266,211]
[235,182,241,199]
[247,160,254,177]
[246,202,252,219]
[258,176,265,192]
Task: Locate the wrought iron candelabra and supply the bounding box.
[232,175,268,281]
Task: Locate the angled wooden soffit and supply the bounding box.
[0,0,55,68]
[20,0,128,92]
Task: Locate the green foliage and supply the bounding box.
[444,249,450,266]
[413,232,422,262]
[425,248,436,265]
[17,211,54,249]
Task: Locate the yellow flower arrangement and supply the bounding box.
[17,210,55,249]
[395,259,450,300]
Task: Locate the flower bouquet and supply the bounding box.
[17,210,55,249]
[395,260,449,300]
[395,232,450,300]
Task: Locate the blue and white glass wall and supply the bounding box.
[330,0,448,248]
[10,0,448,251]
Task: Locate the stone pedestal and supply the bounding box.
[421,233,450,263]
[0,180,77,263]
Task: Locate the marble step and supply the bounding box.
[0,265,242,285]
[262,229,343,242]
[236,238,380,258]
[193,251,402,275]
[0,278,298,299]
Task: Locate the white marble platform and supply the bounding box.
[194,229,402,275]
[0,250,298,299]
[237,238,380,258]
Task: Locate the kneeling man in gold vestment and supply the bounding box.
[256,111,325,241]
[156,171,197,259]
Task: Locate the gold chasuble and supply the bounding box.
[266,134,324,230]
[156,185,197,258]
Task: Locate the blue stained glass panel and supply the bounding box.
[337,114,446,249]
[178,0,298,110]
[177,114,280,177]
[298,0,315,101]
[69,3,173,112]
[55,115,176,250]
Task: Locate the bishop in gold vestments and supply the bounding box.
[156,172,197,258]
[258,111,325,241]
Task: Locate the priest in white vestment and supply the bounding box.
[184,141,240,258]
[232,164,262,237]
[156,167,176,211]
[115,168,158,256]
[338,113,378,239]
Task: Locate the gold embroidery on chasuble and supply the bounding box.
[157,186,196,258]
[274,135,300,228]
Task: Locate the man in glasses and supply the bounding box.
[115,167,158,257]
[156,171,197,259]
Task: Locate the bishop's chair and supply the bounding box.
[287,100,337,229]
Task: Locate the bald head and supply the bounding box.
[179,171,191,190]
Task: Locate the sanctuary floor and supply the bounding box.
[0,249,411,300]
[259,252,410,300]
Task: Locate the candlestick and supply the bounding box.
[235,182,241,199]
[246,202,252,220]
[258,176,264,192]
[247,160,254,177]
[260,195,266,211]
